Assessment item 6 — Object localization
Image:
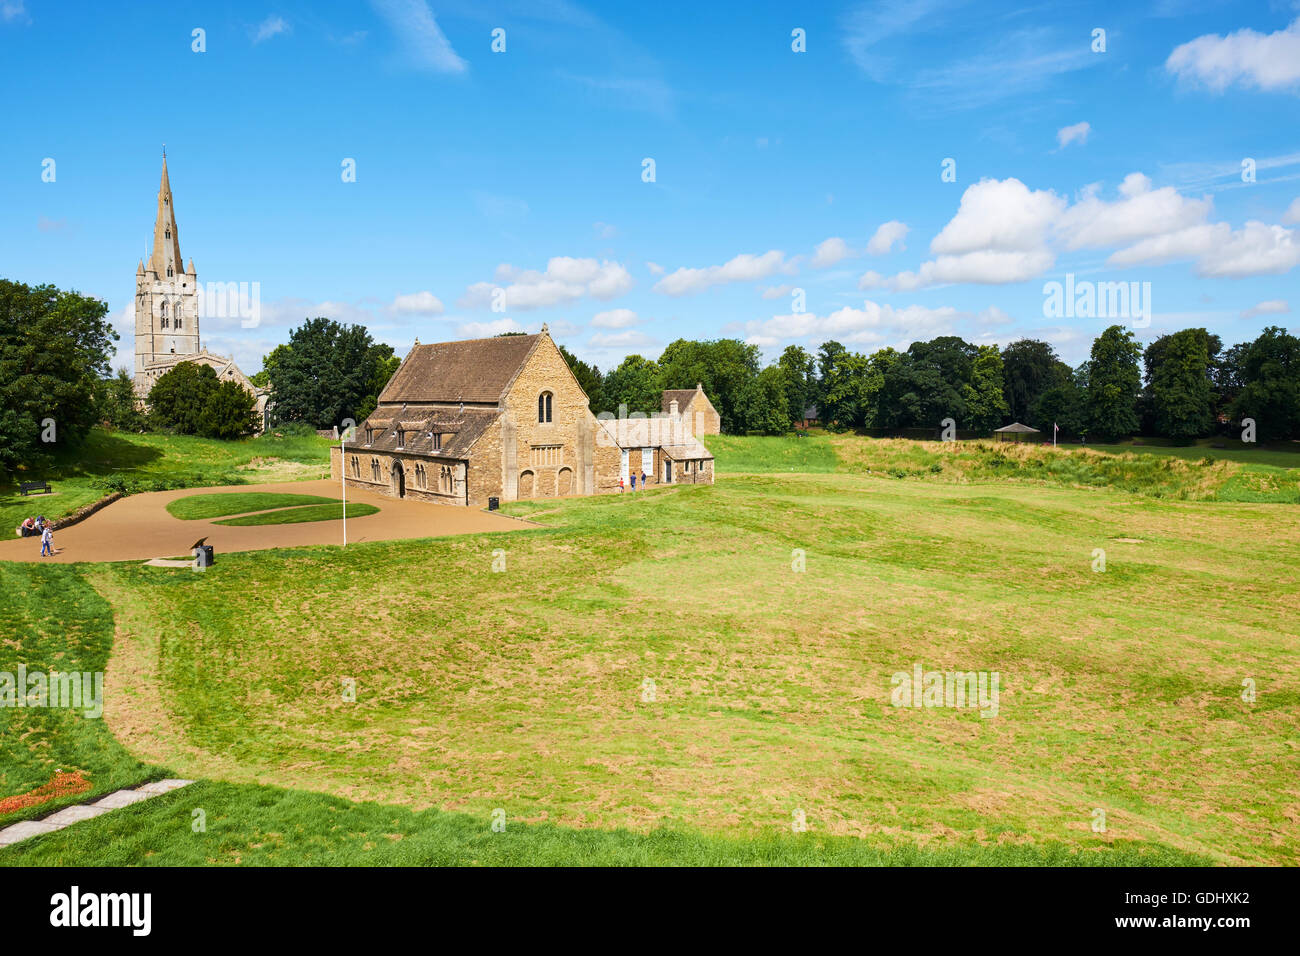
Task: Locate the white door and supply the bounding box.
[620,449,629,482]
[641,447,652,480]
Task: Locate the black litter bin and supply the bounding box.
[488,497,499,511]
[193,544,215,568]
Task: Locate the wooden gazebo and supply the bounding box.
[993,422,1041,443]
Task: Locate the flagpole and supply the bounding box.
[340,433,347,547]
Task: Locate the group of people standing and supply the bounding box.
[19,515,55,556]
[619,470,649,493]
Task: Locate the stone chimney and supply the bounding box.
[669,399,679,416]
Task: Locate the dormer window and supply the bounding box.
[365,428,374,445]
[538,391,553,423]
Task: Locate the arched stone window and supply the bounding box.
[538,391,553,423]
[160,316,169,329]
[350,455,360,477]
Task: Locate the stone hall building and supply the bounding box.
[330,328,714,506]
[132,154,266,425]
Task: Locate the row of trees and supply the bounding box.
[4,268,1297,478]
[577,325,1300,442]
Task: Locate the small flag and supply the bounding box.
[1054,422,1059,433]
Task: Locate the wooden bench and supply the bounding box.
[18,480,51,496]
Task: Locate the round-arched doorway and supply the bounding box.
[390,460,406,498]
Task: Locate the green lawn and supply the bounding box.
[1,433,1295,865]
[3,779,1207,866]
[0,563,160,826]
[167,492,341,521]
[0,427,332,533]
[707,434,839,473]
[212,502,379,526]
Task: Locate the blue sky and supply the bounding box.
[2,0,1298,375]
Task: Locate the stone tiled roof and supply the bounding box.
[379,334,540,405]
[661,389,700,413]
[345,404,497,460]
[660,439,714,461]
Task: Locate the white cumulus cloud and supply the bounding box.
[389,290,444,315]
[1166,18,1300,93]
[459,257,633,310]
[653,250,793,296]
[1056,121,1090,149]
[866,220,909,255]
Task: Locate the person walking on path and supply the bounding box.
[619,476,625,494]
[40,523,53,557]
[641,470,647,489]
[630,473,637,492]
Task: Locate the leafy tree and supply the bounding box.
[816,342,870,428]
[777,345,816,422]
[0,279,116,474]
[1085,325,1142,440]
[1146,328,1214,441]
[148,362,216,434]
[602,354,662,415]
[878,355,963,430]
[875,336,977,430]
[1212,341,1250,420]
[736,365,790,435]
[658,338,760,432]
[1229,326,1300,441]
[269,318,391,428]
[1001,339,1064,424]
[200,379,260,440]
[94,368,147,432]
[249,343,291,389]
[559,344,606,412]
[963,345,1011,432]
[357,345,400,422]
[1032,368,1087,438]
[861,347,900,427]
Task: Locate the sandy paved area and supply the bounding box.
[0,479,529,564]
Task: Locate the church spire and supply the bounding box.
[148,152,183,278]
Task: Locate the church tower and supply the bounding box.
[133,152,200,396]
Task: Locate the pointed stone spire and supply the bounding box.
[186,258,195,274]
[148,152,183,278]
[137,259,145,275]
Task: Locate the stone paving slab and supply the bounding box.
[0,819,61,846]
[42,804,111,826]
[91,788,156,810]
[0,780,200,850]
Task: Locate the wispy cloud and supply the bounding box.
[1,1,29,25]
[559,72,674,117]
[253,15,290,44]
[370,0,467,74]
[1056,121,1090,150]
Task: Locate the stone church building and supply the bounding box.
[133,154,266,425]
[331,328,714,506]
